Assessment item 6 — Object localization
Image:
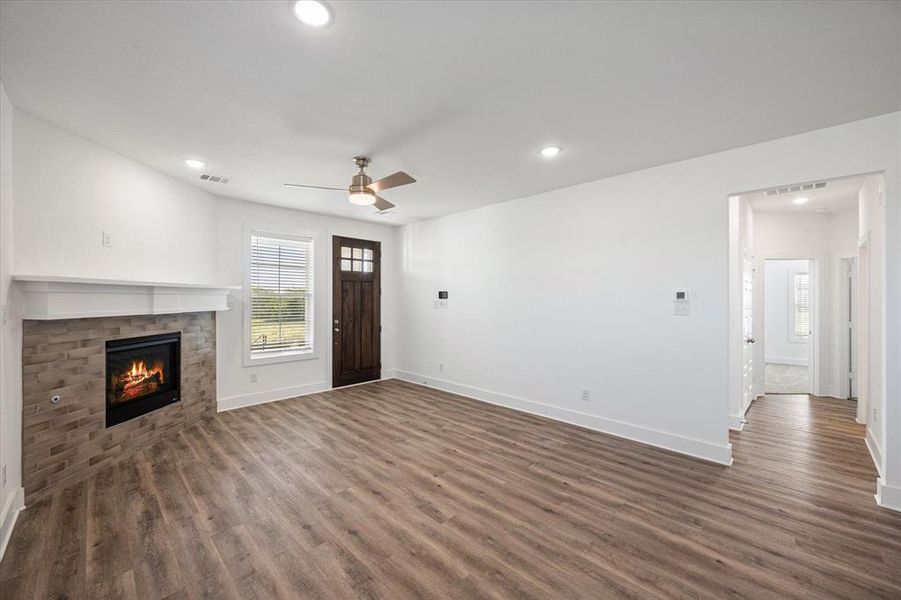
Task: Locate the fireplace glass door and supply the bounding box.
[105,332,181,426]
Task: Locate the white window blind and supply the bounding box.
[250,234,314,356]
[791,272,810,340]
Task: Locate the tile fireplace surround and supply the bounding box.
[21,312,216,501]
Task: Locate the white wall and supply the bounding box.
[215,199,397,409]
[764,259,810,366]
[858,174,886,480]
[12,112,220,283]
[9,111,398,416]
[397,112,900,473]
[0,83,25,557]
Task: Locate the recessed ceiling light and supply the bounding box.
[792,196,809,205]
[292,1,332,27]
[184,158,205,170]
[540,146,561,158]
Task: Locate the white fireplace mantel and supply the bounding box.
[12,275,240,320]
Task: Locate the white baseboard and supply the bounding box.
[865,427,883,476]
[395,370,732,466]
[217,370,399,412]
[765,356,809,367]
[217,380,328,412]
[818,385,837,399]
[728,414,745,431]
[0,487,25,561]
[876,477,901,512]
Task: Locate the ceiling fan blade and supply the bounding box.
[283,183,345,191]
[373,196,395,212]
[366,171,415,193]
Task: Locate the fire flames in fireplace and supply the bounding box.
[111,359,166,404]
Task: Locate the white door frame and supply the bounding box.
[758,253,822,397]
[857,234,871,425]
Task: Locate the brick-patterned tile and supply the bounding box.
[22,312,216,502]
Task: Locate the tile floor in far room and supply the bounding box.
[765,362,810,394]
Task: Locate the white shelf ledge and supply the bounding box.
[12,275,240,320]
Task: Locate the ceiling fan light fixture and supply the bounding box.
[292,1,332,27]
[540,145,561,158]
[349,191,376,206]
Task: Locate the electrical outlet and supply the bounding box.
[873,407,878,422]
[101,230,112,248]
[1,464,6,487]
[250,372,259,384]
[581,388,590,402]
[438,363,444,373]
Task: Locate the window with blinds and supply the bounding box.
[249,234,314,357]
[791,272,810,341]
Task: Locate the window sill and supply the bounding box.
[244,349,319,367]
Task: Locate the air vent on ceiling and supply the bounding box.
[763,181,826,196]
[200,173,230,185]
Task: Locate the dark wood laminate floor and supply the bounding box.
[2,381,900,599]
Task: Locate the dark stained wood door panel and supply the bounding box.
[332,236,380,387]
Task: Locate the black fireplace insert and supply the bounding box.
[105,332,181,427]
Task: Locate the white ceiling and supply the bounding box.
[746,174,866,214]
[1,1,899,224]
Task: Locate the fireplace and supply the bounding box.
[105,332,181,427]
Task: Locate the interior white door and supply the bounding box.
[742,252,757,411]
[848,258,858,399]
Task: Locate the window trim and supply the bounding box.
[243,228,319,367]
[788,270,810,344]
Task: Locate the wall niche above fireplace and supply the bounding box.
[106,332,181,426]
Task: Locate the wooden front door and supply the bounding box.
[332,236,381,387]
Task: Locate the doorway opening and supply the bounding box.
[762,259,814,395]
[728,172,886,487]
[839,256,859,401]
[728,172,877,425]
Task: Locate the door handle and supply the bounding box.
[748,338,756,343]
[334,327,340,332]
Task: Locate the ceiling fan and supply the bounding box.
[284,156,416,212]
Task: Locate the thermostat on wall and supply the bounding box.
[673,288,690,316]
[433,290,449,309]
